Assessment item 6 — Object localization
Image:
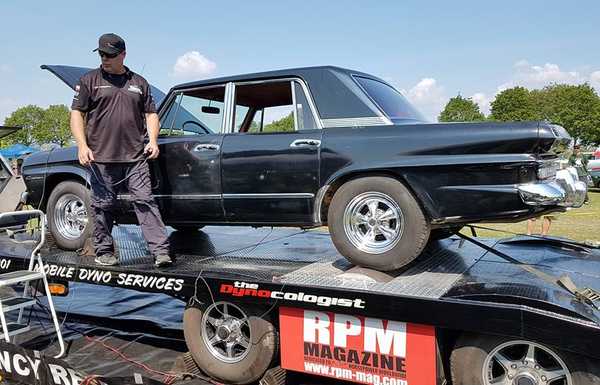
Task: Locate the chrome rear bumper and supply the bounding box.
[518,167,587,208]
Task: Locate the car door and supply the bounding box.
[151,86,227,224]
[221,80,322,224]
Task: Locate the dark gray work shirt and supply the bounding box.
[71,67,156,162]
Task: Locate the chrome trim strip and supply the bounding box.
[118,194,221,200]
[313,184,330,224]
[223,193,315,199]
[321,117,391,128]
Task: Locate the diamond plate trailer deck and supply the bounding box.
[0,225,599,384]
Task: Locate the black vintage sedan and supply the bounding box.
[21,65,587,270]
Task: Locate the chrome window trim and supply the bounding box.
[231,77,323,131]
[223,82,235,134]
[167,92,183,136]
[223,193,315,199]
[291,81,299,131]
[321,117,390,128]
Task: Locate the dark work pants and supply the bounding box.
[90,161,170,258]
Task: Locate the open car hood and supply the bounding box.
[41,65,166,107]
[0,126,21,140]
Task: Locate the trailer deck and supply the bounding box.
[1,225,600,384]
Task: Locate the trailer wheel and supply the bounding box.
[183,301,277,384]
[451,333,600,385]
[328,176,430,271]
[47,181,93,250]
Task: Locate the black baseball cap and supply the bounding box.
[92,33,126,55]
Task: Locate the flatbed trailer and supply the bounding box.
[0,224,599,385]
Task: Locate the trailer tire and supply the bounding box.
[328,176,430,271]
[47,181,93,250]
[183,302,277,384]
[451,333,600,385]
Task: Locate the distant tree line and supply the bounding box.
[1,104,72,147]
[439,83,600,145]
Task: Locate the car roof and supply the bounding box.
[170,66,393,120]
[171,65,385,90]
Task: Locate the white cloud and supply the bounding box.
[512,60,584,88]
[470,92,493,116]
[0,97,21,125]
[401,78,447,122]
[0,64,10,74]
[170,51,216,79]
[590,71,600,90]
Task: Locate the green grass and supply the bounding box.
[461,188,600,242]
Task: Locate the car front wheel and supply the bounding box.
[47,181,93,250]
[328,176,430,271]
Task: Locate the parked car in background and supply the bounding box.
[21,65,588,271]
[589,159,600,187]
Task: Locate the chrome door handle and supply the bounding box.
[290,139,321,148]
[193,144,220,152]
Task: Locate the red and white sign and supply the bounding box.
[279,307,436,385]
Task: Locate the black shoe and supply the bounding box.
[154,254,173,267]
[95,254,118,266]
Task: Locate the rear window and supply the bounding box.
[355,76,426,123]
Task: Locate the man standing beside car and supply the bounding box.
[70,33,172,267]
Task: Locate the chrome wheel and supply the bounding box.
[483,340,572,385]
[343,192,404,254]
[53,193,88,240]
[201,302,251,364]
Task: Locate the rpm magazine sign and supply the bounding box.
[279,307,436,385]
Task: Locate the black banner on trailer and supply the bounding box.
[0,342,163,385]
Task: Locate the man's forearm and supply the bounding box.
[146,113,160,143]
[70,110,88,148]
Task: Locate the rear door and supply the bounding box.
[221,80,322,224]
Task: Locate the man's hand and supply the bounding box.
[144,141,160,159]
[78,145,95,166]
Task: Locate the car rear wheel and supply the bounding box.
[183,301,278,384]
[328,176,430,271]
[47,181,92,250]
[451,333,600,385]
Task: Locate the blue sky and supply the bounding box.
[1,0,600,122]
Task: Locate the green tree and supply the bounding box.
[39,105,72,146]
[537,83,600,145]
[438,95,485,122]
[1,105,45,146]
[263,113,294,132]
[1,104,72,147]
[490,86,541,121]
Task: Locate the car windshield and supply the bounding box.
[355,76,426,123]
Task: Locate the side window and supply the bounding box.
[159,86,226,135]
[233,80,314,134]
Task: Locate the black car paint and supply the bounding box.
[23,65,567,228]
